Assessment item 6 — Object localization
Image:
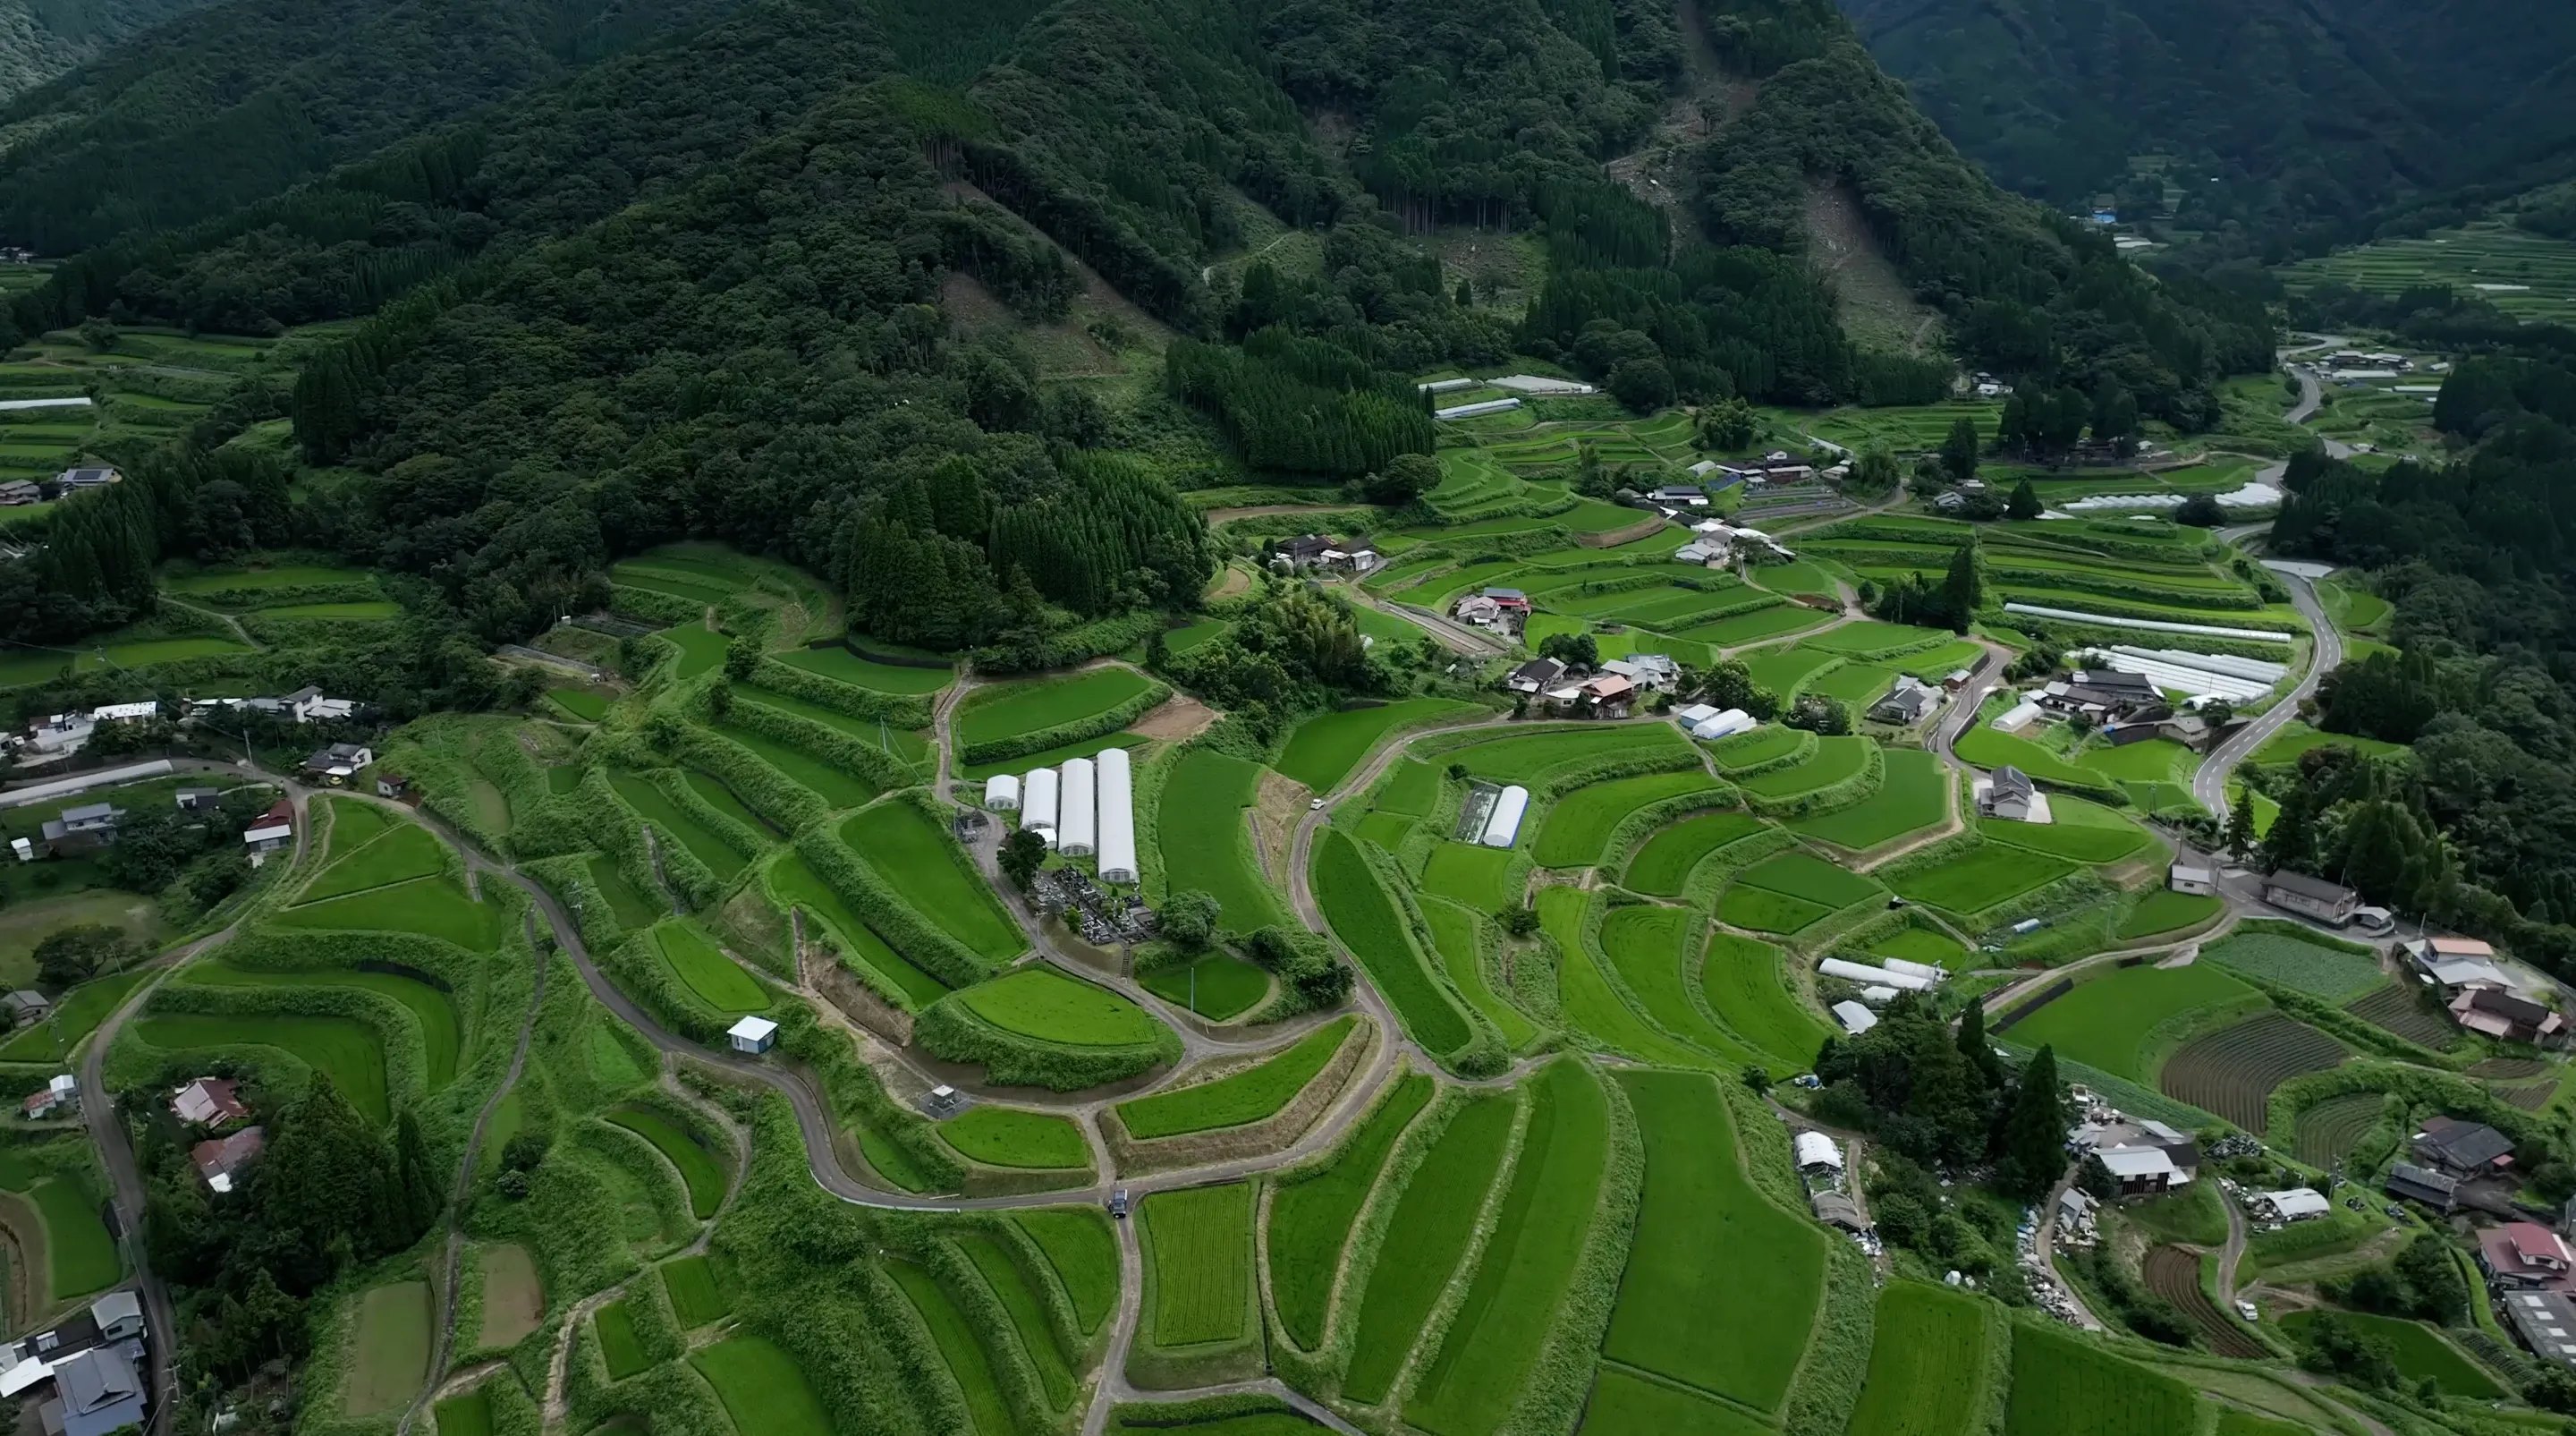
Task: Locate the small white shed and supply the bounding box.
[726,1015,778,1055]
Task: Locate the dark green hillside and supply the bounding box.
[0,0,747,254]
[0,0,220,104]
[1835,0,2576,250]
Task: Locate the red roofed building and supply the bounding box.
[191,1126,266,1194]
[2480,1222,2576,1292]
[170,1077,249,1127]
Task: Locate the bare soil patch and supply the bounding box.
[1205,565,1251,601]
[476,1243,546,1349]
[1131,695,1219,743]
[1805,181,1938,353]
[1250,769,1309,886]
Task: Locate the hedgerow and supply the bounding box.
[644,716,829,832]
[1532,743,1706,798]
[956,676,1172,766]
[1984,564,2261,611]
[190,578,385,609]
[974,610,1165,673]
[750,657,934,728]
[1108,1393,1311,1425]
[706,682,914,794]
[911,998,1179,1091]
[787,824,988,987]
[614,583,707,626]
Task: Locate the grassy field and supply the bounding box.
[959,668,1157,750]
[301,823,449,902]
[0,970,148,1061]
[187,962,461,1089]
[1580,1369,1775,1435]
[432,1389,489,1436]
[1141,1182,1254,1347]
[132,1013,390,1125]
[1623,811,1767,896]
[1602,1070,1821,1413]
[649,921,768,1015]
[956,966,1165,1046]
[1157,749,1289,930]
[1885,846,2074,915]
[1701,932,1831,1072]
[1420,898,1537,1049]
[688,1338,833,1436]
[1276,700,1481,792]
[606,770,750,879]
[1138,954,1271,1021]
[1707,726,1809,772]
[659,1253,732,1327]
[1312,829,1471,1057]
[604,1107,726,1218]
[1406,1060,1609,1436]
[1014,1207,1119,1334]
[1845,1281,1989,1436]
[2003,1323,2199,1436]
[773,645,953,693]
[593,1297,648,1378]
[343,1281,432,1415]
[1979,796,2153,864]
[938,1107,1093,1169]
[1117,1016,1355,1139]
[1341,1091,1516,1404]
[0,635,255,688]
[2001,964,2254,1080]
[840,803,1022,961]
[1419,842,1522,911]
[30,1177,117,1296]
[1530,770,1723,869]
[272,873,506,952]
[1788,746,1946,850]
[1267,1074,1433,1351]
[2278,1310,2504,1398]
[585,853,663,930]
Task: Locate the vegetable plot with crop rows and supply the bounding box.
[2156,1015,2343,1131]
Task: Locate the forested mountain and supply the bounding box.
[0,0,749,253]
[0,0,2267,664]
[0,0,216,104]
[1835,0,2576,254]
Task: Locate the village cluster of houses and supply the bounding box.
[6,687,370,768]
[1267,534,1383,577]
[5,781,301,867]
[0,466,123,509]
[1500,651,1679,720]
[1672,518,1796,566]
[0,1289,147,1436]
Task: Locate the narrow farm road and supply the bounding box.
[2190,562,2337,818]
[2216,1186,2250,1309]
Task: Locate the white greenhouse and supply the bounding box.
[983,773,1021,811]
[1022,764,1060,848]
[1060,757,1097,857]
[1479,785,1530,848]
[1097,745,1138,883]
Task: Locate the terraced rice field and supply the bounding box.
[660,1253,730,1327]
[1419,842,1521,910]
[650,922,768,1015]
[1885,845,2073,915]
[657,625,730,678]
[1435,724,1688,784]
[1531,769,1723,869]
[956,967,1164,1047]
[604,1107,727,1218]
[1116,1017,1354,1138]
[1138,955,1271,1021]
[1788,746,1946,849]
[2000,964,2254,1081]
[773,645,953,693]
[1623,811,1767,896]
[1735,734,1873,799]
[1406,1061,1610,1436]
[186,962,461,1089]
[1342,1092,1516,1404]
[1157,749,1289,930]
[710,720,879,806]
[2278,1311,2505,1398]
[344,1281,432,1415]
[1718,850,1882,933]
[766,852,949,1007]
[1140,1182,1255,1347]
[271,871,509,951]
[1844,1281,1988,1436]
[132,1013,392,1124]
[1276,699,1482,792]
[2143,1245,2263,1358]
[2284,221,2576,322]
[1540,889,1716,1069]
[1707,725,1808,772]
[957,1232,1076,1408]
[301,824,449,901]
[1266,1073,1434,1350]
[606,770,750,879]
[689,1337,835,1436]
[1013,1208,1120,1334]
[1419,898,1536,1049]
[1313,830,1471,1057]
[1601,1071,1821,1415]
[839,803,1024,962]
[2003,1323,2199,1436]
[1701,933,1830,1071]
[1977,796,2152,864]
[2114,890,2222,939]
[1597,906,1749,1065]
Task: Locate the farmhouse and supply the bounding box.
[2385,1162,2460,1211]
[1453,594,1503,627]
[1674,541,1720,565]
[1866,676,1940,725]
[38,1345,144,1436]
[2055,1186,2098,1239]
[1318,543,1382,574]
[88,1293,140,1345]
[53,467,122,491]
[1506,658,1566,694]
[170,1077,248,1127]
[1600,654,1679,692]
[1572,674,1634,719]
[2412,1116,2513,1177]
[2168,863,2216,896]
[2451,988,2565,1045]
[1975,766,2045,822]
[2405,936,2513,995]
[21,1075,76,1119]
[1648,485,1708,507]
[1269,535,1336,570]
[0,480,35,506]
[2250,1188,2329,1222]
[2094,1145,2186,1196]
[243,803,293,864]
[2037,668,2164,721]
[2070,1117,2199,1188]
[301,742,373,785]
[191,1127,265,1193]
[2504,1291,2576,1370]
[2481,1222,2576,1292]
[1482,587,1530,615]
[2259,871,2360,926]
[1,991,49,1027]
[40,803,123,855]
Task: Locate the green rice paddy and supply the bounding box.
[1275,700,1481,792]
[1530,769,1723,870]
[938,1106,1092,1169]
[1311,829,1471,1057]
[1341,1092,1514,1403]
[955,967,1165,1047]
[1623,811,1767,896]
[604,1106,726,1218]
[688,1338,833,1436]
[1138,954,1272,1021]
[1266,1073,1433,1350]
[1140,1182,1255,1347]
[2001,964,2254,1080]
[1116,1017,1354,1139]
[773,645,953,693]
[131,1013,392,1124]
[648,921,769,1015]
[959,668,1157,751]
[1157,749,1289,930]
[1787,746,1946,849]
